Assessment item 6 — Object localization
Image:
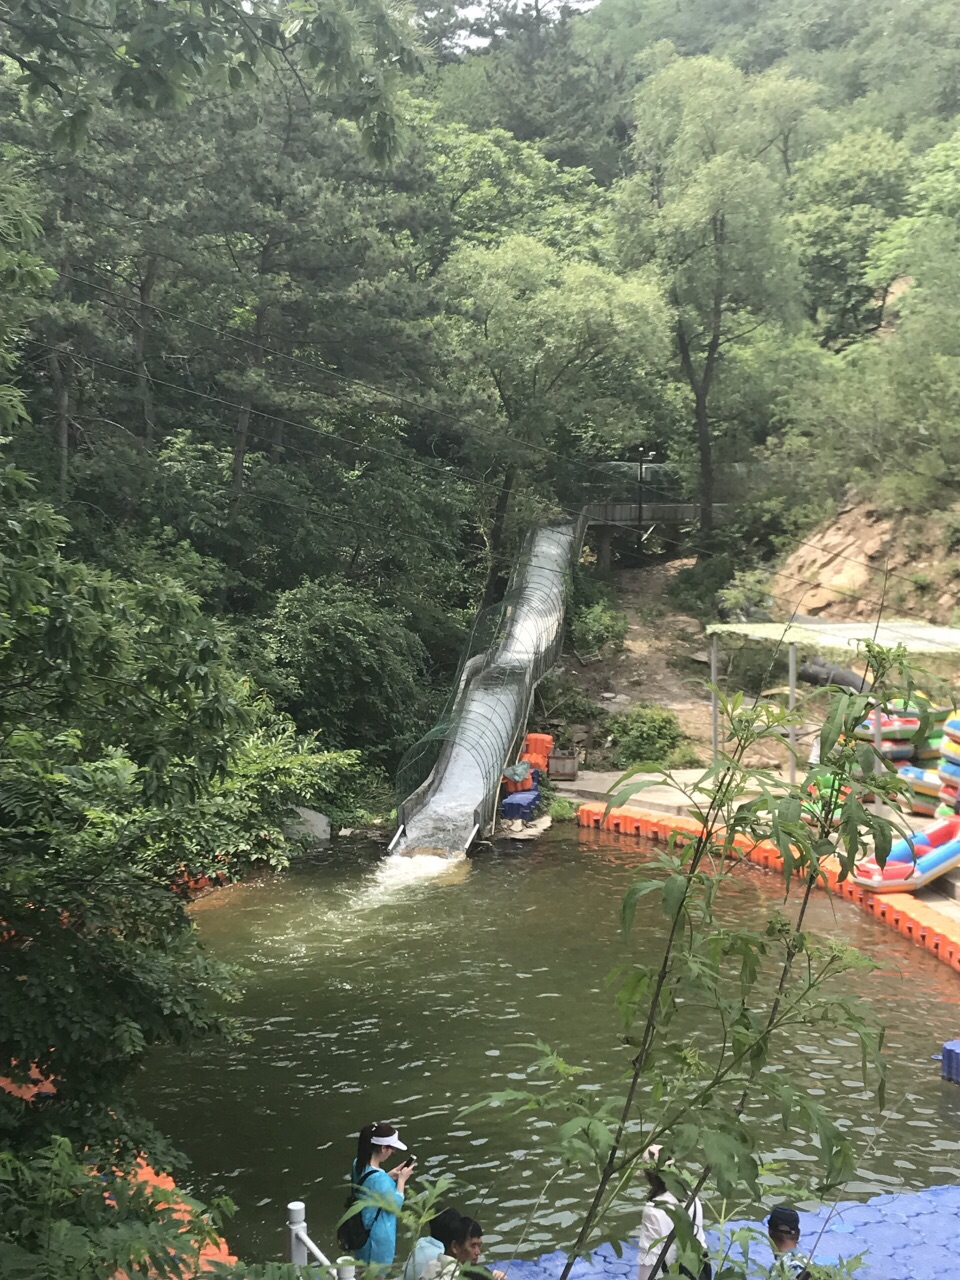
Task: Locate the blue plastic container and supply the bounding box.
[502,790,541,820]
[941,1039,960,1083]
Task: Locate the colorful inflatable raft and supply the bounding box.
[898,764,940,816]
[852,816,960,891]
[855,712,921,741]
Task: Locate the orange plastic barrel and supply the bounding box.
[525,733,554,757]
[502,773,533,794]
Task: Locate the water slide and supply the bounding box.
[390,517,586,859]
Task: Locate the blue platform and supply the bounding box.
[496,1184,960,1280]
[502,790,541,819]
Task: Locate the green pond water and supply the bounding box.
[137,830,960,1264]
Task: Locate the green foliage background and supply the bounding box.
[2,0,960,1270]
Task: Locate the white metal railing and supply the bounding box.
[286,1200,351,1275]
[387,825,405,853]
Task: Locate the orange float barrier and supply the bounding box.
[575,801,960,978]
[0,1075,236,1275]
[576,802,606,828]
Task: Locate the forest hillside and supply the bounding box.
[3,0,960,1272]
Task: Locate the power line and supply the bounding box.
[44,358,958,640]
[53,271,960,602]
[25,338,683,546]
[57,268,644,495]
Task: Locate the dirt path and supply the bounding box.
[575,559,786,768]
[577,560,710,747]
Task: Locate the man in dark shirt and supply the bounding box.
[767,1206,811,1279]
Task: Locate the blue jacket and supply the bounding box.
[351,1161,404,1264]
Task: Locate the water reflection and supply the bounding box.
[136,831,960,1262]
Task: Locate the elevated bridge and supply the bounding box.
[582,462,736,530]
[583,463,738,567]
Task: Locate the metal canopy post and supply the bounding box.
[788,644,797,786]
[710,634,719,762]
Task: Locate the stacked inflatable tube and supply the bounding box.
[936,717,960,817]
[898,764,941,817]
[852,817,960,891]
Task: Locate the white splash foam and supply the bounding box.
[373,851,470,889]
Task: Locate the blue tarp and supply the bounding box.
[495,1185,960,1280]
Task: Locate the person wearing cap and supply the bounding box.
[766,1206,810,1279]
[350,1121,415,1265]
[635,1146,709,1280]
[403,1207,463,1280]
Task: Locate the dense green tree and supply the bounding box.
[615,55,813,532]
[790,130,915,346]
[0,0,421,155]
[411,0,471,63]
[0,1137,232,1280]
[0,171,48,429]
[398,102,604,269]
[0,463,363,1152]
[440,234,668,600]
[260,578,433,763]
[1,463,241,1152]
[5,77,476,631]
[436,0,632,181]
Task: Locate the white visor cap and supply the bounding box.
[373,1131,408,1151]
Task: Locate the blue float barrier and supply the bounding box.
[495,1184,960,1280]
[942,1038,960,1083]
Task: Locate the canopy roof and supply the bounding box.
[705,619,960,657]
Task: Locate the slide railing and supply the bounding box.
[391,516,586,858]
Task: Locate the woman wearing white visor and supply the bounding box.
[350,1121,415,1266]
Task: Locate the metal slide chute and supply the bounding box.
[391,518,585,858]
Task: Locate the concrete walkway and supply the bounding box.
[501,1184,960,1279]
[555,768,751,816]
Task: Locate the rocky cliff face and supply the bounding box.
[770,501,960,626]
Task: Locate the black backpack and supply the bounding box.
[676,1197,712,1280]
[336,1167,382,1252]
[679,1260,712,1280]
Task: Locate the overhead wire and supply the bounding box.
[57,268,643,498]
[51,269,960,602]
[27,268,960,648]
[37,346,960,651]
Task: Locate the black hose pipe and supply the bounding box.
[798,657,872,692]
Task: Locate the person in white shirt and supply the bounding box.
[635,1146,709,1280]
